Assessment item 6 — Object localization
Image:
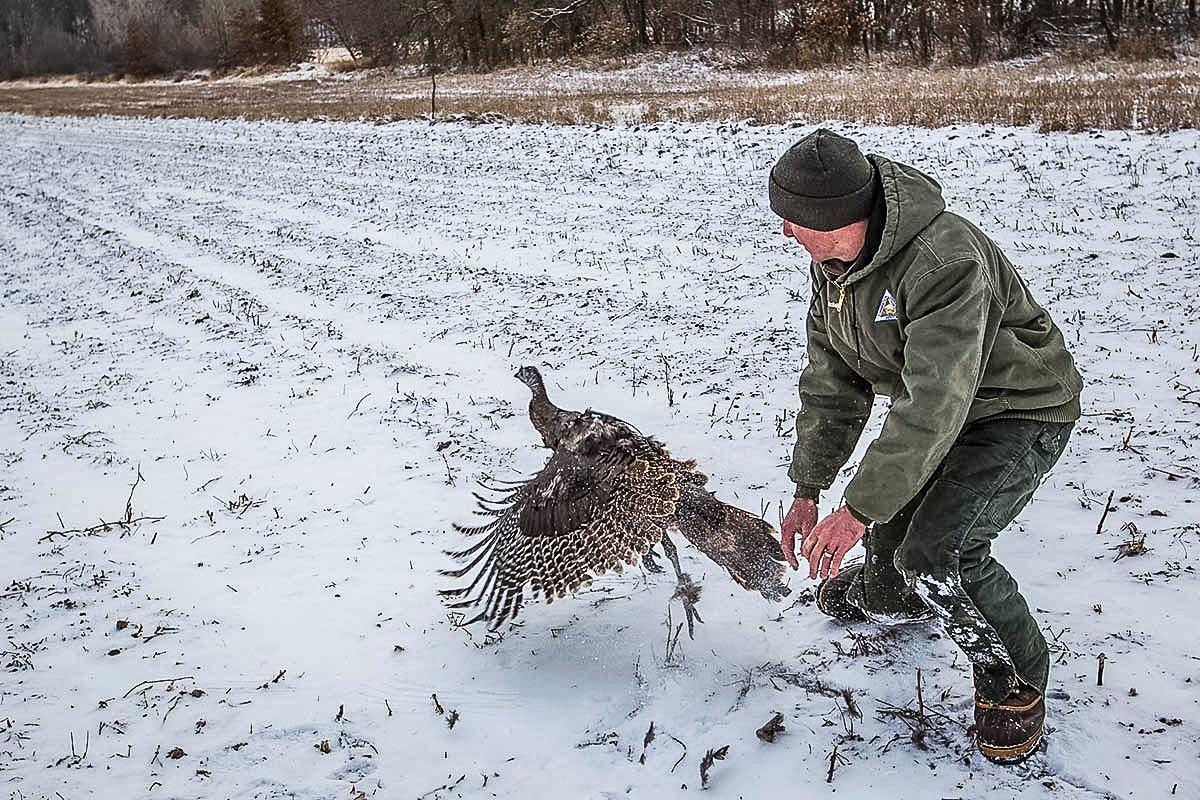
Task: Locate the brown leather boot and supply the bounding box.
[815,562,868,622]
[974,684,1045,765]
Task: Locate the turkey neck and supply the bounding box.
[525,373,563,448]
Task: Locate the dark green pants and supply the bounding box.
[848,417,1073,701]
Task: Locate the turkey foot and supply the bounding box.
[641,549,665,574]
[661,533,704,638]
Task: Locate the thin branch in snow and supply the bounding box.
[825,744,849,783]
[40,466,163,542]
[668,735,687,773]
[122,677,194,699]
[660,355,674,407]
[347,393,372,418]
[1095,490,1116,536]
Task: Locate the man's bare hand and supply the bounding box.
[801,506,867,580]
[780,497,818,570]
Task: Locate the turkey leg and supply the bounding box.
[660,532,704,638]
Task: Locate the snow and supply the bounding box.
[1,113,1198,799]
[262,63,332,83]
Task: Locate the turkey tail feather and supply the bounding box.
[673,486,791,601]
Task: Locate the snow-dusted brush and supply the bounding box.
[440,365,791,637]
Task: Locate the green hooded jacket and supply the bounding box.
[788,155,1083,524]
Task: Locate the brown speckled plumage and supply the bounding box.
[441,366,790,631]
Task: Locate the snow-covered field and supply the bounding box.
[1,114,1198,799]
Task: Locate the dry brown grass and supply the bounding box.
[0,58,1195,131]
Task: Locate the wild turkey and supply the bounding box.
[441,366,790,636]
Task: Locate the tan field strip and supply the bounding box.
[0,58,1196,130]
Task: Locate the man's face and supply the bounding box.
[781,218,868,264]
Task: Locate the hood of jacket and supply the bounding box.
[839,155,946,286]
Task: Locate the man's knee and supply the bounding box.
[894,533,985,620]
[897,536,1000,603]
[893,535,943,581]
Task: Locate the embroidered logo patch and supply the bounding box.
[874,289,898,322]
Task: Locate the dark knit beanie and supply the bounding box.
[769,129,876,231]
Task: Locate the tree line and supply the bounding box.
[2,1,1195,79]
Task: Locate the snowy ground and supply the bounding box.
[1,114,1198,800]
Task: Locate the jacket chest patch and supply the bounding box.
[874,289,898,323]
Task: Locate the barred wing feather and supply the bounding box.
[440,438,682,629]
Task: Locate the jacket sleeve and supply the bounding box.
[788,266,874,496]
[842,258,1000,523]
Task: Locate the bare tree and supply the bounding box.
[2,0,1195,78]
